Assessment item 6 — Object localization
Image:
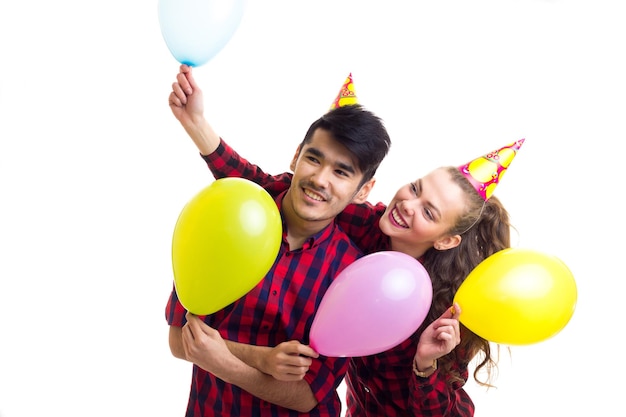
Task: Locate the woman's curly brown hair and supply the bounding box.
[419,166,512,387]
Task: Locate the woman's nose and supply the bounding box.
[398,199,415,215]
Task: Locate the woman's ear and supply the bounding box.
[434,235,462,251]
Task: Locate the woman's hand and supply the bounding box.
[414,302,462,370]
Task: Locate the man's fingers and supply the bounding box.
[183,65,199,91]
[290,342,319,358]
[176,71,192,95]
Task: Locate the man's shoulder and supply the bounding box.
[323,222,364,257]
[262,172,293,197]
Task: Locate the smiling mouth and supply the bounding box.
[390,207,409,228]
[303,188,325,202]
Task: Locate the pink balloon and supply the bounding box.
[309,251,433,357]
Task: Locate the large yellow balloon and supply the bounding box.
[172,178,282,315]
[454,248,577,345]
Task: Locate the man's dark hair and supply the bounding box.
[300,104,391,184]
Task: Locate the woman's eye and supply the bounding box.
[424,208,434,221]
[410,183,418,195]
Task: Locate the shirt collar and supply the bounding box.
[275,190,336,250]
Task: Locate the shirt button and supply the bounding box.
[364,386,370,393]
[272,290,277,295]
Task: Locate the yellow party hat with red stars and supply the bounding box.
[458,139,525,201]
[329,73,358,110]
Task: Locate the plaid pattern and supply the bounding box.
[345,337,473,416]
[190,139,475,417]
[165,140,364,417]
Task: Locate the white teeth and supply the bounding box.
[304,189,324,201]
[392,208,408,228]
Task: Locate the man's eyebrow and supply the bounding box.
[305,147,323,158]
[305,147,357,174]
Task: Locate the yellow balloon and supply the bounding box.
[453,248,577,345]
[172,178,282,315]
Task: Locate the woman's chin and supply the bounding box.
[379,218,396,237]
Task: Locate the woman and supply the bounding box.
[335,158,518,416]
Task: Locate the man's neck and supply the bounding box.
[281,191,332,250]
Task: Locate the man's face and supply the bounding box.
[286,128,371,225]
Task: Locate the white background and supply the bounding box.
[0,0,623,416]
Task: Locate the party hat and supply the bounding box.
[458,139,525,200]
[329,73,358,110]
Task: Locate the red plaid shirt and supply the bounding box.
[165,140,363,417]
[345,337,473,417]
[204,139,476,417]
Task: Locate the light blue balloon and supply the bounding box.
[158,0,247,67]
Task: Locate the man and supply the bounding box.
[165,64,391,417]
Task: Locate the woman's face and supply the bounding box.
[380,167,467,255]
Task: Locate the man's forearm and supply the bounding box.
[216,345,318,412]
[225,340,270,372]
[183,116,220,156]
[215,360,317,413]
[169,326,186,360]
